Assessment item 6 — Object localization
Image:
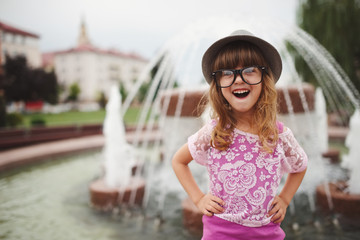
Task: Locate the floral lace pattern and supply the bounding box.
[188,120,308,227]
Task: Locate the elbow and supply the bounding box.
[171,155,177,170]
[171,150,183,172]
[171,146,192,172]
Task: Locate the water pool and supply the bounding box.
[0,152,198,240]
[0,151,359,240]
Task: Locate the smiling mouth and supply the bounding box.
[233,90,250,98]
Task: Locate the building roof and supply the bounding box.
[0,20,39,38]
[42,45,147,68]
[41,19,147,68]
[42,52,56,68]
[55,44,148,61]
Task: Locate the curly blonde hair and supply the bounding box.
[208,41,278,153]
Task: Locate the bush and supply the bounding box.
[96,91,107,109]
[6,113,24,127]
[67,83,81,102]
[30,116,46,126]
[0,93,6,128]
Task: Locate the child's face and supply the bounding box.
[220,65,262,117]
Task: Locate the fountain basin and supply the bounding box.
[182,198,203,235]
[160,89,207,117]
[90,177,145,210]
[277,84,315,114]
[322,148,340,163]
[316,181,360,217]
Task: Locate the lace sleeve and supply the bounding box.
[280,128,308,173]
[187,120,214,166]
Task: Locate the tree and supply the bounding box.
[296,0,360,92]
[136,55,178,104]
[119,82,127,102]
[0,55,59,104]
[137,80,151,103]
[28,69,58,104]
[1,55,29,102]
[0,90,6,127]
[67,83,81,102]
[96,91,107,109]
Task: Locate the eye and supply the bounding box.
[243,67,257,74]
[243,67,255,73]
[222,70,234,76]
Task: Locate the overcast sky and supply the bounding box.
[0,0,300,58]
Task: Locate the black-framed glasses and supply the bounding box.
[212,66,267,88]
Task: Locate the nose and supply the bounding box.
[234,72,244,85]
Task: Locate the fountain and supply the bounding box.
[1,15,360,239]
[90,15,360,237]
[342,110,360,194]
[89,85,145,210]
[316,110,360,217]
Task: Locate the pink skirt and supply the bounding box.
[202,215,285,240]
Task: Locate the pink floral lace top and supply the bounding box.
[188,120,308,227]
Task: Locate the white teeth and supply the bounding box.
[233,90,249,94]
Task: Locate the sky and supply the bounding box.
[0,0,300,59]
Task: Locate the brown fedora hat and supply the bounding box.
[202,29,282,84]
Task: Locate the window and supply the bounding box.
[4,33,13,43]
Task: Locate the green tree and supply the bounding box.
[119,82,127,102]
[96,91,107,109]
[28,69,58,104]
[0,55,59,104]
[1,55,29,102]
[296,0,360,91]
[137,81,151,103]
[67,83,81,102]
[0,90,6,127]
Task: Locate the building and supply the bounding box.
[0,20,41,68]
[44,20,148,102]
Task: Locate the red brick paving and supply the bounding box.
[0,126,345,173]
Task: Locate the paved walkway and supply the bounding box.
[0,130,161,173]
[0,126,347,173]
[0,135,105,172]
[328,126,349,142]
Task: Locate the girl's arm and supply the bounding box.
[268,168,307,223]
[172,143,225,216]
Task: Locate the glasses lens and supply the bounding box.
[215,70,234,87]
[241,67,262,85]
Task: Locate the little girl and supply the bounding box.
[172,30,308,240]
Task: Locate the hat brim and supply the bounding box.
[202,31,282,84]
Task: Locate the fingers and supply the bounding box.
[268,196,287,224]
[267,197,279,216]
[198,194,225,216]
[267,203,278,216]
[210,195,225,213]
[203,209,214,217]
[210,195,226,206]
[206,201,224,214]
[270,208,285,223]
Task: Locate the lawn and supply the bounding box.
[21,107,143,128]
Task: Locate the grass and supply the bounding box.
[329,140,349,156]
[20,106,143,128]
